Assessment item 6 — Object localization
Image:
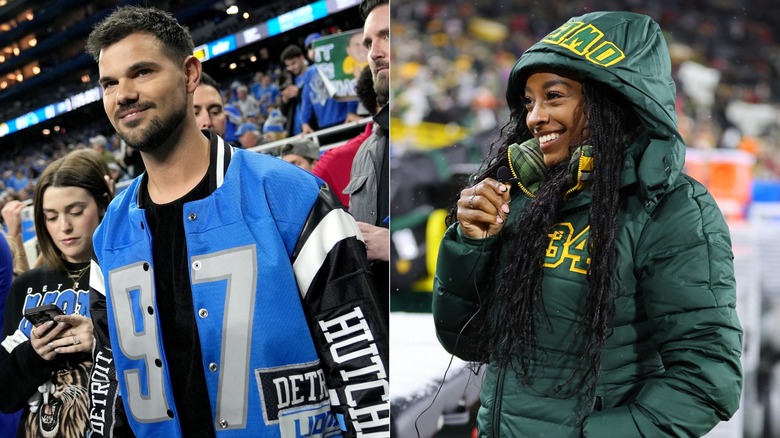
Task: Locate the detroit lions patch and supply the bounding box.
[255,360,342,437]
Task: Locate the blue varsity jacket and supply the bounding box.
[89,137,389,437]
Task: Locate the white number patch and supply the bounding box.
[109,245,257,430]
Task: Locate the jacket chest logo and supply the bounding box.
[544,222,590,275]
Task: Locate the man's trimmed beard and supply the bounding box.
[117,102,187,153]
[374,71,389,107]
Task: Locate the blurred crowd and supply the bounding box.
[0,23,369,219]
[0,0,317,128]
[391,0,780,179]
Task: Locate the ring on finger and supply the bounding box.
[72,336,80,345]
[469,194,475,209]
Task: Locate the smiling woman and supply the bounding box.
[433,10,742,437]
[522,71,588,167]
[0,149,113,438]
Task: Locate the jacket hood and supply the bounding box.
[507,11,685,207]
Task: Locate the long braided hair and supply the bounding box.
[461,76,641,405]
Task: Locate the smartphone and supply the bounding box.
[23,304,64,327]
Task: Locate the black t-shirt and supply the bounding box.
[139,133,230,437]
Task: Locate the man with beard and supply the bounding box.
[85,6,389,437]
[343,0,390,315]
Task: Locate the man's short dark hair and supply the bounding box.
[200,71,220,90]
[86,6,194,64]
[356,65,378,115]
[359,0,388,21]
[280,45,304,62]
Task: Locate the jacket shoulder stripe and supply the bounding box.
[90,259,106,297]
[293,208,362,298]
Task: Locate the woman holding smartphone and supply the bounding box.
[0,149,113,437]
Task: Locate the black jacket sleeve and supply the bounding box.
[0,275,57,412]
[88,260,136,437]
[292,187,390,437]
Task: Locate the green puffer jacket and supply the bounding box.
[433,11,742,437]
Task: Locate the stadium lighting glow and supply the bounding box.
[250,55,257,62]
[229,62,237,70]
[15,73,22,82]
[0,0,365,138]
[32,66,40,74]
[42,128,50,135]
[28,38,37,47]
[226,6,239,15]
[243,12,249,19]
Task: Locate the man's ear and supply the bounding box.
[183,55,202,94]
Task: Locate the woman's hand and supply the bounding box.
[50,314,93,355]
[29,315,93,359]
[29,320,70,361]
[456,177,511,239]
[1,200,25,237]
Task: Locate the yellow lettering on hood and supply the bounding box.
[542,21,626,67]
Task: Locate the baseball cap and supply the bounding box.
[235,123,260,137]
[89,135,108,147]
[304,32,322,48]
[280,138,319,161]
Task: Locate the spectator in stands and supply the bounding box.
[0,149,111,438]
[193,72,227,137]
[280,45,308,136]
[109,134,124,161]
[1,200,31,275]
[223,102,243,143]
[117,141,145,179]
[262,109,288,143]
[280,138,320,172]
[235,122,262,149]
[233,85,259,123]
[90,134,117,165]
[304,32,322,62]
[433,11,741,436]
[107,162,124,184]
[313,65,377,208]
[86,7,388,436]
[250,72,280,117]
[7,171,29,193]
[245,110,262,130]
[297,45,361,134]
[344,0,390,315]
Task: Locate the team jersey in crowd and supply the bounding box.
[88,132,389,437]
[0,264,92,438]
[298,65,358,131]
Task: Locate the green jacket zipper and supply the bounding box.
[491,366,506,436]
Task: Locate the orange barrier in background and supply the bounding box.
[684,148,755,221]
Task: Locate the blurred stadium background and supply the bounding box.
[389,1,780,437]
[0,0,367,200]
